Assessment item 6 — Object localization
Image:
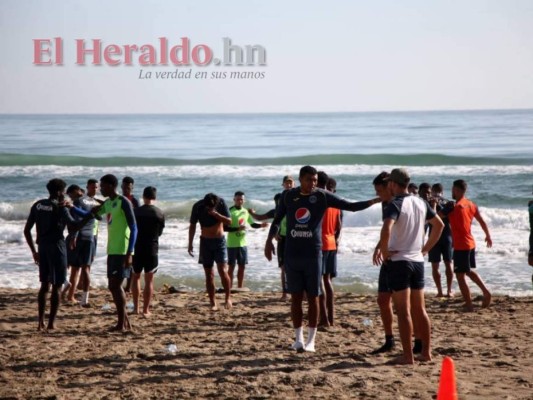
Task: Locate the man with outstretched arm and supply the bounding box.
[188,193,232,310]
[264,165,380,352]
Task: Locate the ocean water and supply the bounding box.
[1,110,532,295]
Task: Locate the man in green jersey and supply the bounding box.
[225,191,268,289]
[92,174,137,331]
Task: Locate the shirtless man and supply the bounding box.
[188,193,232,310]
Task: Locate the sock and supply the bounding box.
[291,327,304,350]
[305,327,317,352]
[81,292,89,305]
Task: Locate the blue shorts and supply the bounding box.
[133,253,159,274]
[428,235,453,263]
[228,246,248,266]
[377,264,391,293]
[199,237,227,268]
[285,250,322,297]
[75,238,95,267]
[385,260,425,292]
[453,249,476,273]
[38,241,68,286]
[107,255,131,280]
[321,250,337,277]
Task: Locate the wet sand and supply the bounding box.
[0,288,531,399]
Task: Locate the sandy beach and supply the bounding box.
[0,288,531,399]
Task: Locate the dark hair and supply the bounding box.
[431,183,443,193]
[46,178,67,195]
[203,193,220,208]
[317,171,329,188]
[143,186,157,200]
[453,179,468,192]
[372,171,390,186]
[100,174,119,188]
[408,183,418,190]
[419,182,431,191]
[234,191,245,197]
[326,177,337,191]
[87,178,98,185]
[122,176,135,185]
[66,184,81,194]
[299,165,318,178]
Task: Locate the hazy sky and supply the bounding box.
[1,0,532,113]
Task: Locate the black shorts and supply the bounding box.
[75,238,95,267]
[385,260,425,292]
[228,246,248,266]
[277,236,286,268]
[38,241,68,286]
[321,250,337,277]
[133,253,159,274]
[453,249,476,273]
[199,237,227,268]
[377,263,392,293]
[107,255,131,280]
[285,250,322,297]
[67,242,78,267]
[428,236,453,263]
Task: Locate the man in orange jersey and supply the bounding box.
[317,172,342,327]
[441,179,492,311]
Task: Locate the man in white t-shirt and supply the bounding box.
[380,168,444,365]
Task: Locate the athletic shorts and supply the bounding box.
[428,236,453,263]
[321,250,337,277]
[38,241,68,286]
[453,249,476,273]
[199,237,227,268]
[385,260,425,292]
[377,263,392,293]
[133,253,159,274]
[75,238,95,267]
[228,246,248,266]
[107,255,131,280]
[285,250,322,297]
[277,236,286,268]
[67,241,78,267]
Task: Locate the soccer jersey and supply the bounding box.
[321,207,341,251]
[227,206,255,248]
[73,195,100,241]
[269,188,373,259]
[96,195,137,255]
[27,199,79,244]
[134,204,165,255]
[442,198,478,251]
[383,194,436,262]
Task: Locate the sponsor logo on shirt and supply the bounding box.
[295,208,311,224]
[309,195,317,204]
[36,203,53,211]
[238,218,245,226]
[290,229,313,238]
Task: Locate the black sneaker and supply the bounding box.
[370,341,395,354]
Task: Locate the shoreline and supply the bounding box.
[1,288,531,399]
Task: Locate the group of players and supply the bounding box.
[25,166,499,364]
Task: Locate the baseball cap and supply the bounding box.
[282,175,294,183]
[385,168,411,186]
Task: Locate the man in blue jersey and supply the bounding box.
[264,165,380,352]
[24,179,92,331]
[380,168,444,364]
[91,174,138,332]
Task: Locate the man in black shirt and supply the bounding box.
[132,186,165,317]
[24,179,91,331]
[265,166,380,352]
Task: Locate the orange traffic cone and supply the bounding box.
[437,356,458,400]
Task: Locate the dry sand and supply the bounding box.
[0,288,532,399]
